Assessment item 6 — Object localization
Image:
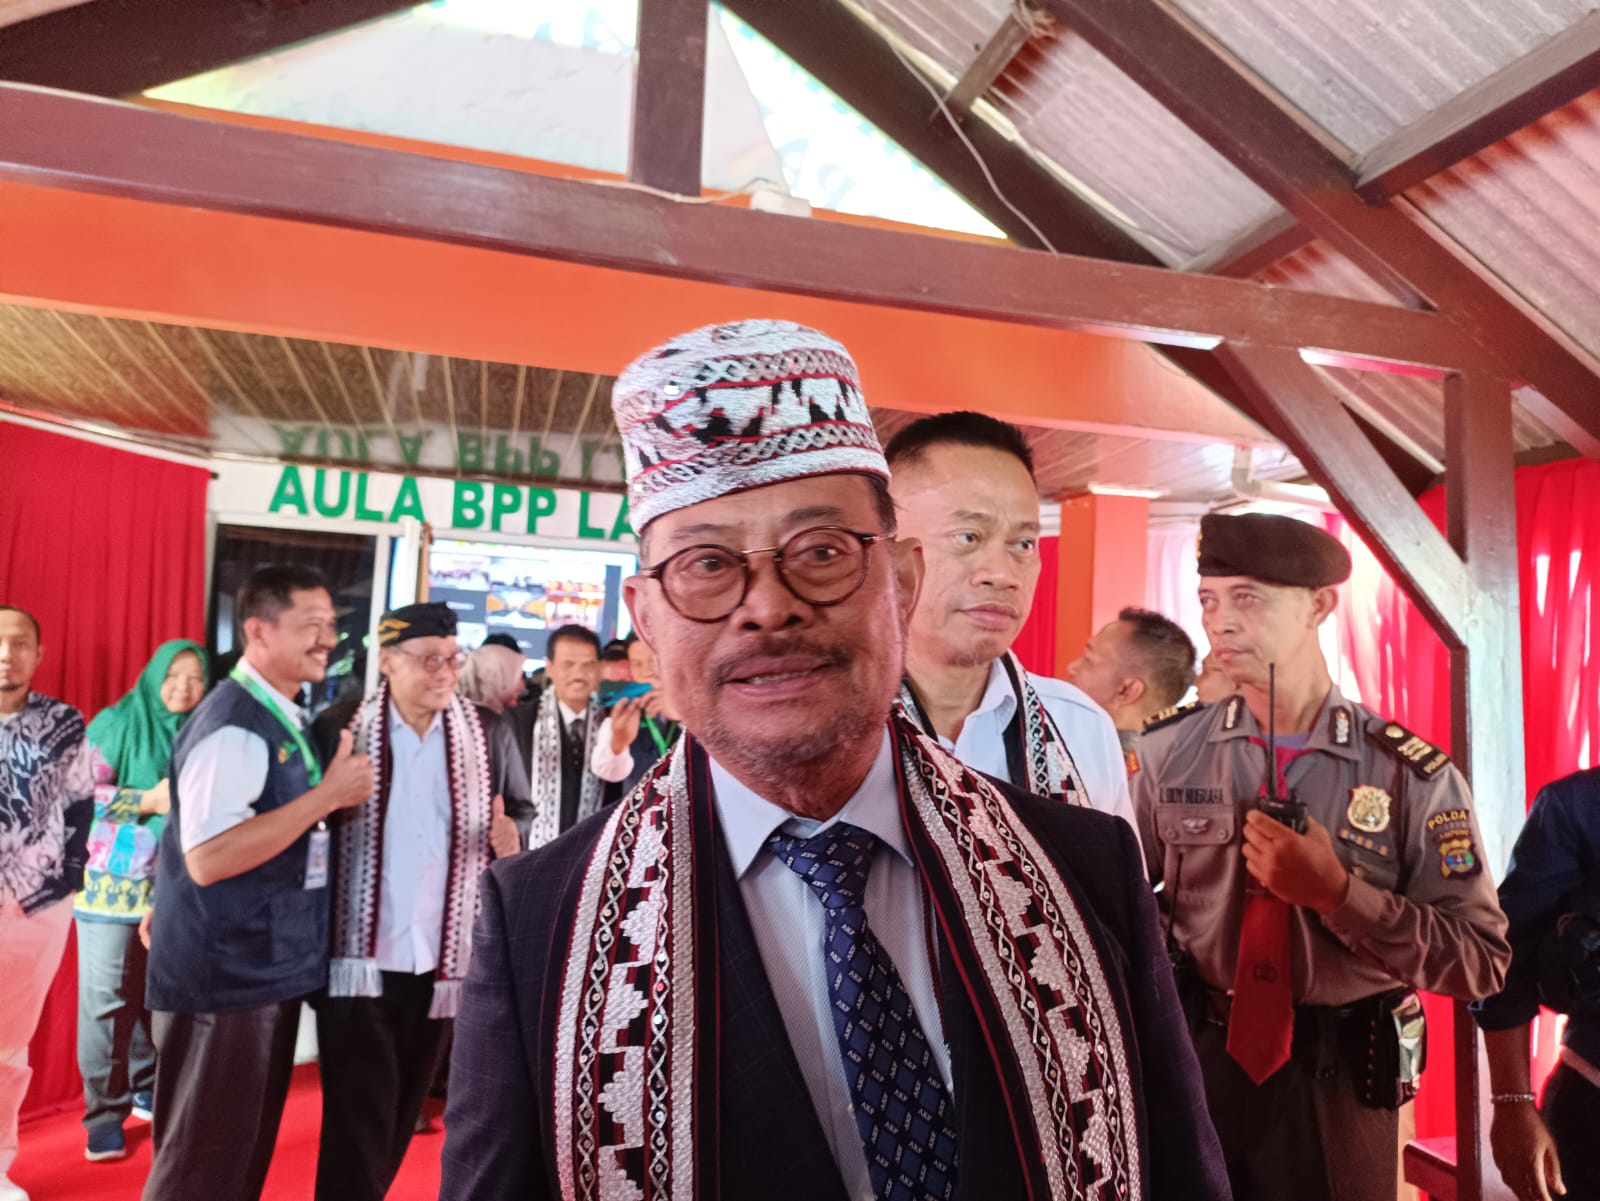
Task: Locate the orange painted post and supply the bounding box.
[1053,493,1150,678]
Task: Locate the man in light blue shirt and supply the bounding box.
[886,412,1135,831]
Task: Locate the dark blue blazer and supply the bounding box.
[440,772,1230,1201]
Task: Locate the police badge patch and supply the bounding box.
[1425,808,1482,878]
[1346,785,1391,834]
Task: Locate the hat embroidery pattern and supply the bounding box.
[612,321,888,529]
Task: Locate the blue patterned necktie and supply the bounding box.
[767,822,958,1201]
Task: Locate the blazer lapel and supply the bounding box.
[940,940,1027,1201]
[710,832,850,1201]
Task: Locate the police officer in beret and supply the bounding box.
[1133,512,1511,1201]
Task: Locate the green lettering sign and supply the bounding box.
[609,494,634,542]
[397,430,427,466]
[353,473,385,522]
[490,484,521,531]
[312,469,350,519]
[389,476,424,522]
[577,491,607,540]
[268,465,309,516]
[526,488,556,534]
[452,481,485,529]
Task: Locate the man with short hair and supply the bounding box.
[309,603,528,1201]
[600,639,633,683]
[1067,607,1197,770]
[624,631,656,685]
[442,319,1227,1200]
[885,411,1134,827]
[1133,512,1510,1201]
[143,566,376,1201]
[502,625,631,848]
[0,605,92,1201]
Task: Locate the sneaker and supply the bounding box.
[130,1091,154,1123]
[85,1125,127,1163]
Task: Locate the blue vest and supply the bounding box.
[146,678,328,1013]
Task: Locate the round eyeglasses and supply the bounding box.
[393,648,468,674]
[638,525,884,623]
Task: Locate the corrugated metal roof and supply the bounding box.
[1169,0,1599,156]
[992,34,1281,263]
[851,0,1015,78]
[1406,88,1600,363]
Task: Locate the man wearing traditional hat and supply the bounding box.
[308,602,528,1201]
[1133,512,1511,1201]
[441,319,1228,1201]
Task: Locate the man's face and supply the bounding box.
[246,588,338,684]
[0,610,42,698]
[547,637,601,711]
[626,475,920,779]
[889,444,1041,669]
[1199,576,1328,688]
[627,639,658,685]
[602,659,633,683]
[1065,620,1135,711]
[160,651,207,715]
[381,635,461,713]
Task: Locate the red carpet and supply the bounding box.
[12,1063,443,1200]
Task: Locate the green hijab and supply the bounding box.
[88,639,208,789]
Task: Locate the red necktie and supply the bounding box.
[1227,744,1309,1085]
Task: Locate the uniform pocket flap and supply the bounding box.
[1156,801,1236,845]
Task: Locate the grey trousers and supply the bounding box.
[75,918,155,1133]
[141,1000,301,1201]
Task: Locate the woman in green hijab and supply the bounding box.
[75,640,207,1164]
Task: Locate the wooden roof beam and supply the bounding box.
[630,0,708,196]
[942,7,1039,120]
[1041,0,1600,458]
[0,85,1501,377]
[0,0,426,97]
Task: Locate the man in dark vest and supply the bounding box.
[143,565,375,1201]
[502,625,631,849]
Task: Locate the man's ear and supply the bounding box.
[1310,585,1339,628]
[890,537,924,628]
[1116,676,1146,709]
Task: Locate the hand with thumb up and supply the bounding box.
[320,729,376,815]
[489,795,521,859]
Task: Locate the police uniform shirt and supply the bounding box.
[1132,687,1510,1006]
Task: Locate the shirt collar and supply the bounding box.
[1207,684,1361,761]
[968,658,1016,724]
[558,699,587,725]
[239,658,307,726]
[711,728,910,880]
[388,698,442,741]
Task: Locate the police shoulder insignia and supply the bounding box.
[1425,808,1482,879]
[1222,695,1245,730]
[1369,721,1451,778]
[1331,706,1353,747]
[1124,746,1141,776]
[1144,700,1205,733]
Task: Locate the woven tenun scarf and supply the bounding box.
[328,683,494,1019]
[526,687,605,850]
[552,714,1144,1201]
[898,651,1091,808]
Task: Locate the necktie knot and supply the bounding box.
[767,821,877,912]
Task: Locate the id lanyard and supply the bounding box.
[229,666,323,787]
[644,715,679,758]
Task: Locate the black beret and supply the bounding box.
[1197,513,1351,588]
[481,632,523,653]
[377,602,457,645]
[601,640,630,661]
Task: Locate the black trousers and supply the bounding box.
[315,970,450,1201]
[1191,1005,1400,1201]
[142,1000,302,1201]
[1544,1062,1600,1200]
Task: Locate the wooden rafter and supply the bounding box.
[1041,0,1600,458]
[630,0,708,196]
[0,85,1499,377]
[943,6,1038,120]
[0,0,425,96]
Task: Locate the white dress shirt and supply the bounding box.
[375,702,452,973]
[586,712,646,783]
[711,732,949,1201]
[944,659,1136,837]
[177,659,301,853]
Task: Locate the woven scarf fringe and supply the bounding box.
[428,978,463,1019]
[328,957,383,999]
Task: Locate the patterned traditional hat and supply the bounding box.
[611,319,888,529]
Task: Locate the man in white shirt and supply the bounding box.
[310,602,525,1201]
[885,412,1134,829]
[503,625,631,848]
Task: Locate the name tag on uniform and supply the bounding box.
[305,828,330,890]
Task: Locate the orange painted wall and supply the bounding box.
[0,179,1262,445]
[1054,493,1150,675]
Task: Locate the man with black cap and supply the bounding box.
[309,602,530,1201]
[1133,511,1511,1201]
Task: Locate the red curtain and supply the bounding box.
[1012,534,1059,676]
[0,423,209,1120]
[1326,457,1600,1142]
